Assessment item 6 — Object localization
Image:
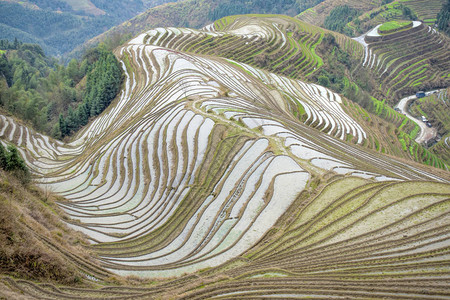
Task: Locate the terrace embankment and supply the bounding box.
[357,21,450,102]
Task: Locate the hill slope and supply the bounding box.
[129,14,449,167]
[348,0,446,34]
[0,168,104,285]
[0,0,176,55]
[354,21,450,101]
[298,0,382,27]
[79,0,315,56]
[0,14,449,299]
[297,0,445,29]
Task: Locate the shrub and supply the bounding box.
[0,143,30,183]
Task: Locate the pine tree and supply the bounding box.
[76,103,89,126]
[5,144,30,182]
[0,54,13,87]
[437,0,450,35]
[59,114,67,137]
[66,106,77,132]
[0,143,7,169]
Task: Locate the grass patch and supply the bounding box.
[122,52,134,74]
[378,20,412,34]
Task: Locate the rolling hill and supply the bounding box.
[354,20,449,101]
[0,0,177,55]
[127,15,449,167]
[77,0,316,57]
[297,0,445,30]
[0,14,449,299]
[348,0,446,34]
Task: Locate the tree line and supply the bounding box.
[0,39,123,139]
[207,0,309,21]
[437,0,450,35]
[323,5,359,35]
[59,48,123,137]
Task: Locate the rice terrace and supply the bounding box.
[0,1,450,299]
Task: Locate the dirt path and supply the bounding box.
[352,25,382,67]
[395,91,438,144]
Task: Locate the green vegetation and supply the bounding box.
[0,1,109,55]
[315,33,374,110]
[59,47,123,137]
[0,143,29,183]
[0,14,449,299]
[0,0,150,56]
[342,0,433,36]
[378,20,412,33]
[0,39,82,135]
[410,90,450,164]
[208,0,326,21]
[208,0,303,20]
[437,0,450,35]
[323,5,359,35]
[297,0,380,29]
[340,95,446,168]
[0,39,122,139]
[0,168,94,285]
[85,0,325,55]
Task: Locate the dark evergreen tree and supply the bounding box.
[324,5,359,35]
[4,144,30,182]
[437,0,450,35]
[76,103,89,126]
[59,114,68,137]
[0,143,7,169]
[59,47,122,137]
[0,54,13,87]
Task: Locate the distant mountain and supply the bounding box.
[0,0,179,56]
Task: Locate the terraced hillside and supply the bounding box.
[298,0,445,28]
[355,21,450,101]
[410,89,450,163]
[85,13,450,122]
[3,177,450,298]
[297,0,382,26]
[127,15,449,167]
[135,15,363,80]
[353,0,446,32]
[78,0,306,57]
[0,16,450,299]
[134,15,449,104]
